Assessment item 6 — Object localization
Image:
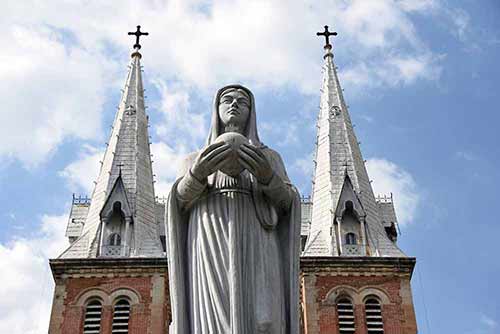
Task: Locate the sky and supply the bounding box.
[0,0,499,333]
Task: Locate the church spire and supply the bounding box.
[303,27,405,257]
[60,27,163,258]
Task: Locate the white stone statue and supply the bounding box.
[166,84,301,334]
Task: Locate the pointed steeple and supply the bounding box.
[303,27,405,257]
[60,29,163,258]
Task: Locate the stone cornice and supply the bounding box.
[49,257,168,280]
[300,256,416,278]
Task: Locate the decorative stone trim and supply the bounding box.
[75,288,111,306]
[323,285,391,305]
[360,287,391,304]
[73,287,142,307]
[110,288,141,305]
[301,256,416,278]
[50,257,168,280]
[323,285,358,305]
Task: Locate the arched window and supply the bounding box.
[336,297,355,333]
[345,232,357,245]
[112,299,131,334]
[108,233,121,246]
[365,297,384,333]
[83,299,102,334]
[113,201,122,213]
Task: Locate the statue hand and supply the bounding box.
[191,142,232,181]
[238,144,274,184]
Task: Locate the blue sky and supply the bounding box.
[0,0,499,333]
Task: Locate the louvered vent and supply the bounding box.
[112,299,130,334]
[365,298,384,333]
[336,298,355,333]
[83,300,102,334]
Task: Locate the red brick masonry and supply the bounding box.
[48,257,416,334]
[301,257,417,334]
[48,258,170,334]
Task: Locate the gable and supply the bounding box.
[100,175,132,219]
[334,174,366,219]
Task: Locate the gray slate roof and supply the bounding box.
[302,46,406,258]
[59,52,163,259]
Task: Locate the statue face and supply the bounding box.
[218,90,250,131]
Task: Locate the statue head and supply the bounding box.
[207,84,263,148]
[218,87,251,133]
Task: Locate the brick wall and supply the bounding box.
[301,257,417,334]
[49,257,416,334]
[48,258,170,334]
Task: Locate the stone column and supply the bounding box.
[99,217,108,256]
[123,216,132,256]
[360,216,367,255]
[336,216,343,255]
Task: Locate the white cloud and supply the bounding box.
[0,214,68,334]
[386,54,443,83]
[342,53,443,90]
[455,150,478,162]
[260,121,300,147]
[292,153,315,178]
[289,152,315,195]
[340,0,421,49]
[59,145,104,194]
[0,0,454,166]
[480,314,498,329]
[152,80,207,147]
[0,24,116,167]
[448,7,471,42]
[150,141,190,197]
[397,0,438,12]
[366,158,419,225]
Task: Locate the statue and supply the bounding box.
[166,84,301,334]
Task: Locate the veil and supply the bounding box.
[206,84,264,147]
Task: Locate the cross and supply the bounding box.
[117,163,125,175]
[128,25,149,50]
[316,25,337,48]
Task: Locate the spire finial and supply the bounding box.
[316,25,337,55]
[128,25,149,57]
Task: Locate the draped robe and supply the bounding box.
[166,85,300,334]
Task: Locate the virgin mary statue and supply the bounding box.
[166,84,301,334]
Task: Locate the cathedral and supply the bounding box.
[48,26,418,334]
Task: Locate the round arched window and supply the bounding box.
[112,299,131,334]
[83,299,102,334]
[108,233,121,246]
[365,297,384,333]
[345,232,357,245]
[336,297,355,333]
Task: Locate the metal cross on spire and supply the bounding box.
[117,162,125,176]
[316,25,337,49]
[128,25,149,50]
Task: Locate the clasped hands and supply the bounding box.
[190,141,274,184]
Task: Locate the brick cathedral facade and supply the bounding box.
[48,28,417,334]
